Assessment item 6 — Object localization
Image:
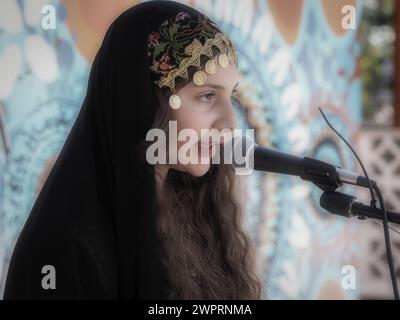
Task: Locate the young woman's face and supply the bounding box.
[168,61,240,177]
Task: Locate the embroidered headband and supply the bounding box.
[147,11,238,109]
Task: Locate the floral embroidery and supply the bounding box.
[158,53,175,74]
[148,32,160,48]
[184,38,202,55]
[175,12,190,22]
[147,11,237,92]
[148,11,221,79]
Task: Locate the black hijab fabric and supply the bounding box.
[4,0,204,299]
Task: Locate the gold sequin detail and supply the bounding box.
[205,59,217,74]
[169,94,182,109]
[155,33,237,92]
[193,70,207,86]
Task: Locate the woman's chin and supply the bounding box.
[185,162,211,177]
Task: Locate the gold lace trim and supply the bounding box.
[155,33,238,92]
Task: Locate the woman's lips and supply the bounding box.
[198,142,216,158]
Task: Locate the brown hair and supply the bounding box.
[149,81,261,299]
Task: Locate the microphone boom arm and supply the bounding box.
[320,191,400,225]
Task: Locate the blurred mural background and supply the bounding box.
[0,0,399,299]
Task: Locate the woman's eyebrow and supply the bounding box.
[199,81,240,91]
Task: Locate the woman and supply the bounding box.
[4,0,261,299]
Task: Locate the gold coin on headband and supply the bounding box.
[169,94,182,109]
[218,53,229,68]
[205,59,217,74]
[193,70,207,86]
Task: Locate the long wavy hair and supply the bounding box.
[140,48,261,299]
[140,42,261,299]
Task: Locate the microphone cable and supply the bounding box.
[319,107,399,300]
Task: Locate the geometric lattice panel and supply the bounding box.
[357,129,400,299]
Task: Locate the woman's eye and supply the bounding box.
[199,93,215,103]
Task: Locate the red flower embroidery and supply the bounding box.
[158,53,175,73]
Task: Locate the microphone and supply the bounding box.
[320,191,400,225]
[229,136,375,192]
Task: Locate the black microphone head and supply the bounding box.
[223,135,256,175]
[320,191,356,218]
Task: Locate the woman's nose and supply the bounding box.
[214,98,238,131]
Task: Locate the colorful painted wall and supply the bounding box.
[0,0,362,299]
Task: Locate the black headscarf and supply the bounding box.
[4,0,214,300]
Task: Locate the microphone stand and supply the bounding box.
[320,191,400,225]
[320,187,400,300]
[318,107,399,299]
